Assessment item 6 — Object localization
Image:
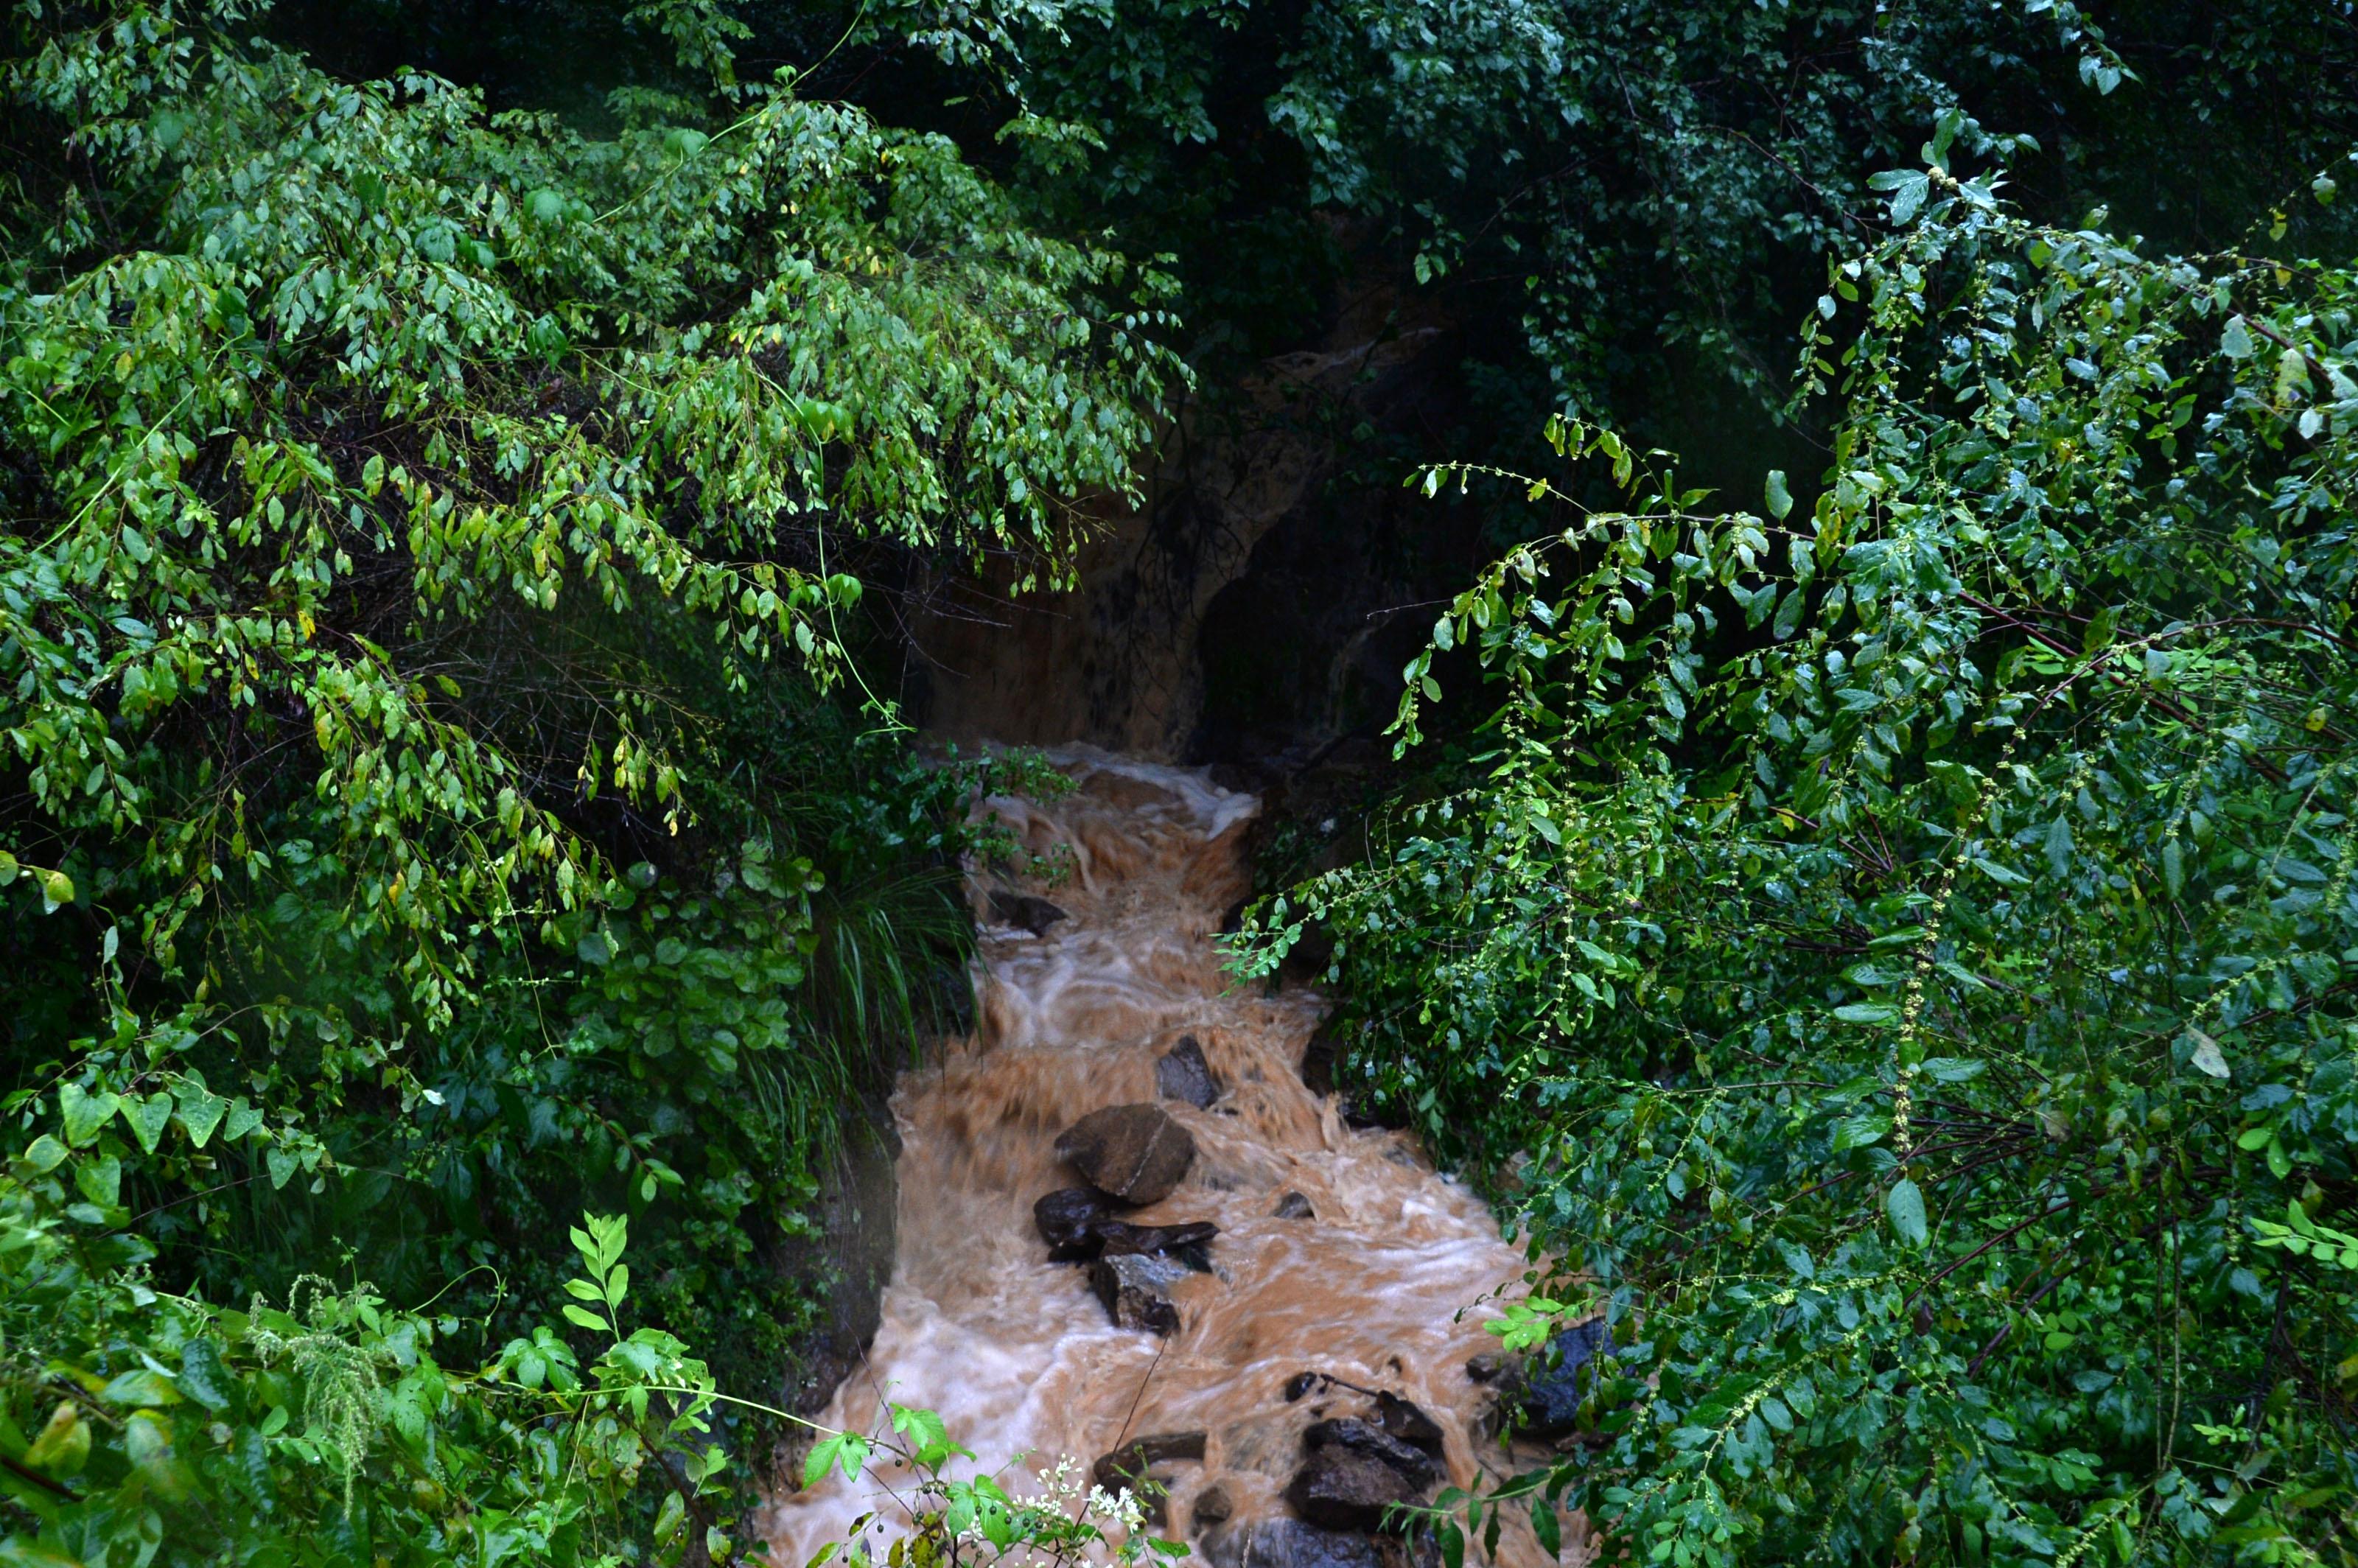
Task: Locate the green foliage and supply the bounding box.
[1,1,1177,1559]
[934,0,2358,413]
[1,1154,744,1566]
[1242,158,2358,1563]
[1,0,1175,1018]
[801,1439,1188,1568]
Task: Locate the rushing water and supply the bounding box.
[763,749,1575,1566]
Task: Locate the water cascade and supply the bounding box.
[765,749,1579,1567]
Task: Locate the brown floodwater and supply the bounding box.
[762,748,1578,1567]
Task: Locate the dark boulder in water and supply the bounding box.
[1035,1189,1218,1267]
[1033,1186,1121,1261]
[1093,1218,1219,1271]
[989,891,1069,937]
[1093,1431,1208,1491]
[1056,1103,1196,1205]
[1370,1392,1445,1457]
[1284,1418,1439,1533]
[1273,1190,1315,1219]
[1203,1521,1382,1568]
[1156,1034,1222,1108]
[1519,1316,1614,1438]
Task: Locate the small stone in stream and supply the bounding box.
[1093,1432,1208,1492]
[1091,1219,1219,1272]
[1056,1104,1196,1205]
[1519,1317,1614,1438]
[1203,1522,1383,1568]
[1284,1418,1438,1534]
[1156,1035,1222,1108]
[1090,1251,1189,1334]
[988,891,1069,937]
[1192,1483,1234,1530]
[1371,1393,1445,1457]
[1273,1190,1315,1219]
[1284,1371,1320,1402]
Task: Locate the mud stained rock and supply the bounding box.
[1055,1103,1197,1205]
[1156,1035,1222,1108]
[1192,1483,1234,1530]
[1091,1250,1189,1334]
[1273,1189,1316,1219]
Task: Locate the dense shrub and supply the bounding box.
[1246,149,2358,1564]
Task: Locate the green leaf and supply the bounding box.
[1764,469,1794,520]
[101,1369,180,1407]
[178,1341,233,1412]
[2187,1029,2231,1079]
[59,1083,118,1148]
[1886,1178,1929,1247]
[2221,316,2255,360]
[173,1085,226,1148]
[120,1093,174,1155]
[805,1431,871,1488]
[1973,858,2029,889]
[562,1303,612,1331]
[2043,817,2074,878]
[1532,1499,1561,1558]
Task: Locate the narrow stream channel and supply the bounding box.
[764,748,1576,1568]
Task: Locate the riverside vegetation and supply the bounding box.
[4,1,2357,1566]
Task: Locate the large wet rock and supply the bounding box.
[988,891,1068,937]
[1203,1520,1383,1568]
[1156,1035,1222,1108]
[1091,1251,1189,1334]
[1056,1103,1196,1205]
[1284,1418,1440,1533]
